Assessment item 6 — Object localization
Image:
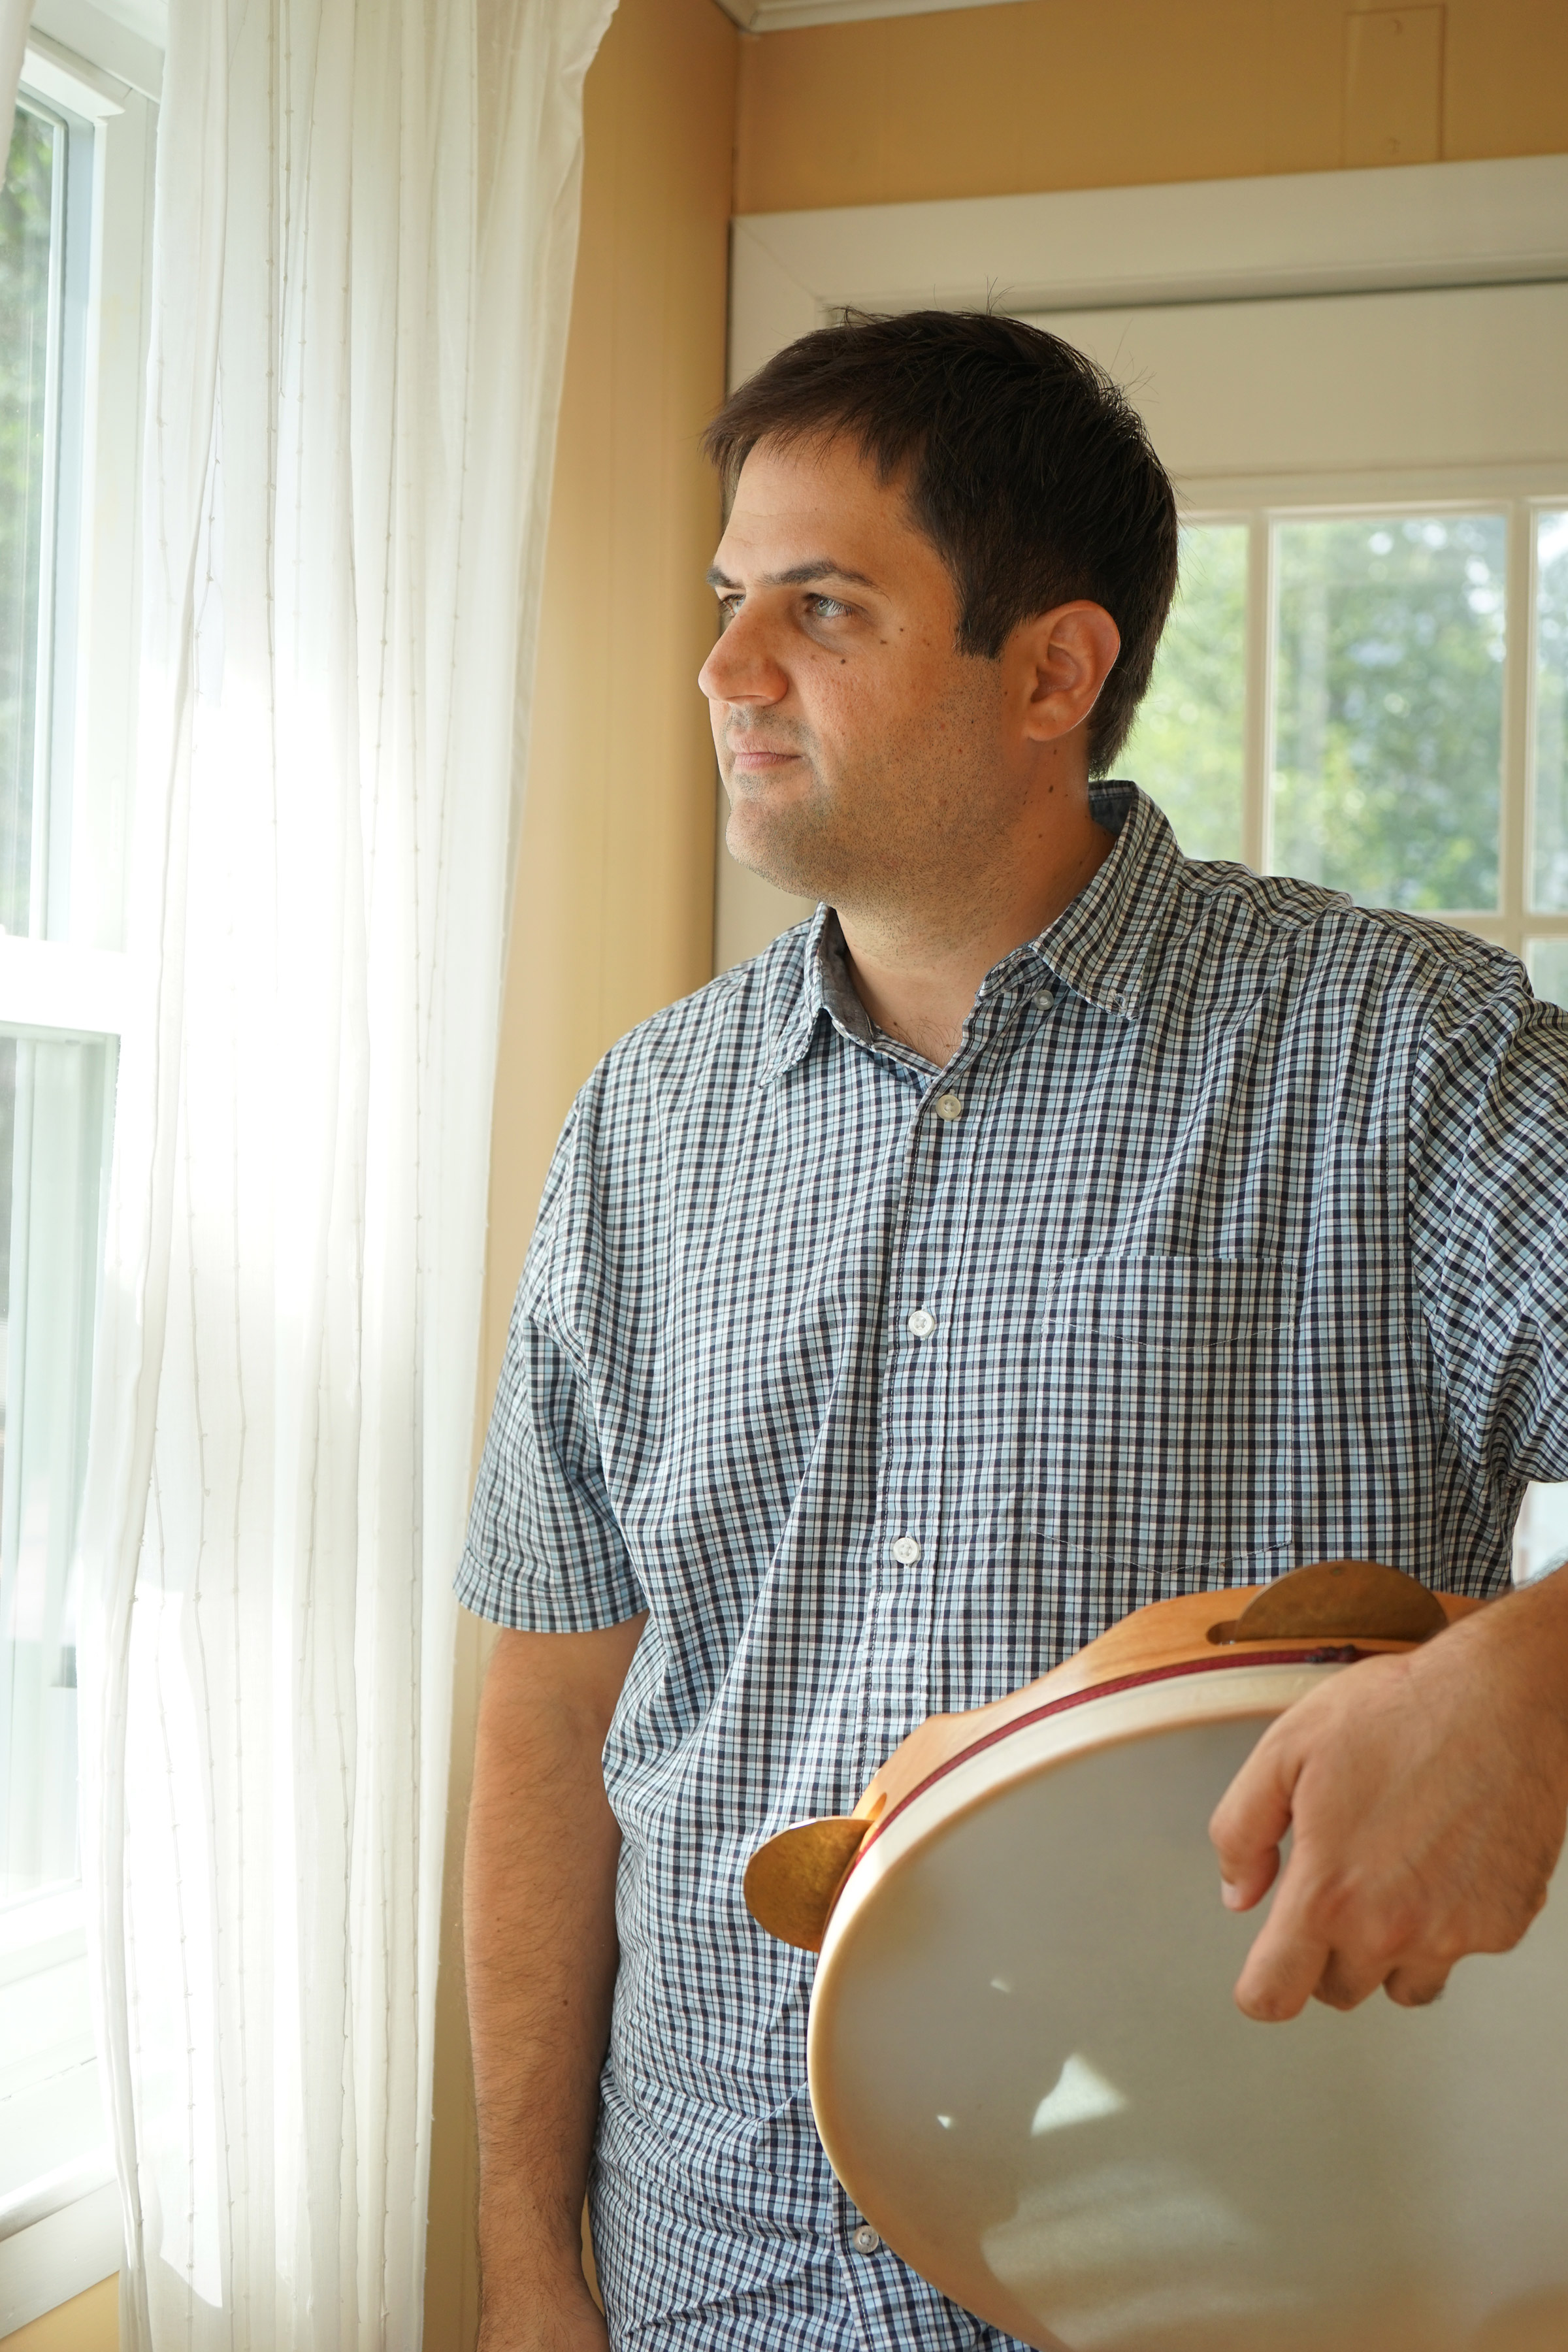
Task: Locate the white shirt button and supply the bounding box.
[906,1308,937,1338]
[934,1092,964,1121]
[852,2223,881,2255]
[892,1534,922,1566]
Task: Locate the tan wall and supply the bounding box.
[0,2279,117,2352]
[478,0,736,1361]
[423,3,737,2348]
[735,0,1568,214]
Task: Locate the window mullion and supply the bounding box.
[1501,498,1535,962]
[1243,510,1273,874]
[28,111,67,943]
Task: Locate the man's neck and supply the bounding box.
[838,807,1115,1068]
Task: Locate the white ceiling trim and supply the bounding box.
[715,0,1026,29]
[29,0,163,96]
[728,154,1568,384]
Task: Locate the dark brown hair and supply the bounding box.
[703,310,1179,773]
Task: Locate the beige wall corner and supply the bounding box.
[734,0,1568,214]
[423,3,738,2347]
[478,0,737,1400]
[0,2278,118,2352]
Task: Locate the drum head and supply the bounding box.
[809,1672,1568,2352]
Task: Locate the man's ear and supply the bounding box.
[1014,602,1122,745]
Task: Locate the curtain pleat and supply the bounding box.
[0,0,31,139]
[75,0,615,2342]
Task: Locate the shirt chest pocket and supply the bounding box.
[1027,1254,1295,1585]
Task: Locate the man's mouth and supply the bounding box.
[728,743,804,772]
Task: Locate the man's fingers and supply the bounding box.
[1231,1898,1333,2022]
[1310,1948,1391,2013]
[1233,1838,1459,2018]
[1228,1832,1335,2021]
[1219,1855,1281,1912]
[1382,1961,1450,2009]
[1209,1725,1298,1913]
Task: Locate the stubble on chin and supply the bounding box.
[727,794,834,902]
[726,785,921,917]
[721,743,849,904]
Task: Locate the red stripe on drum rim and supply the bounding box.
[854,1644,1371,1870]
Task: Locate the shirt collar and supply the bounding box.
[1013,781,1177,1017]
[760,783,1182,1081]
[759,902,836,1083]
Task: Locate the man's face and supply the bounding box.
[700,434,1026,916]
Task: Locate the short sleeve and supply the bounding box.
[455,1119,647,1632]
[1408,968,1568,1490]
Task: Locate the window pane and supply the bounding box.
[1119,521,1246,862]
[0,1032,116,1906]
[0,106,57,939]
[1271,514,1505,911]
[1533,511,1568,913]
[0,1884,103,2206]
[1514,1482,1568,1585]
[1527,938,1568,1010]
[0,1036,114,2219]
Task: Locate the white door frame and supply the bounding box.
[729,154,1568,385]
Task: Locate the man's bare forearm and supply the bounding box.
[465,1616,647,2339]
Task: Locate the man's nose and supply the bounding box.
[699,604,787,706]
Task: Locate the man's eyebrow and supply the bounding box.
[705,559,879,592]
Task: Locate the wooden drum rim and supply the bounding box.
[743,1569,1478,1957]
[842,1643,1380,1884]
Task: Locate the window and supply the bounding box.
[1118,521,1247,864]
[1272,513,1506,915]
[1121,504,1568,987]
[0,14,155,2326]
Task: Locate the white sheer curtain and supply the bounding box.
[75,0,613,2342]
[0,0,26,139]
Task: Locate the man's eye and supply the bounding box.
[717,596,742,628]
[807,595,851,619]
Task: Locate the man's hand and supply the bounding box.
[1209,1571,1568,2021]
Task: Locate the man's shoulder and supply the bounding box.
[1164,852,1530,1024]
[585,917,817,1107]
[527,924,817,1267]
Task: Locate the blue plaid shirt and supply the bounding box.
[458,785,1568,2352]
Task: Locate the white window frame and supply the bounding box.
[727,155,1568,387]
[1132,485,1568,970]
[0,0,156,2330]
[718,154,1568,973]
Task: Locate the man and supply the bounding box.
[459,313,1568,2352]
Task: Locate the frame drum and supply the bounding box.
[747,1566,1568,2352]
